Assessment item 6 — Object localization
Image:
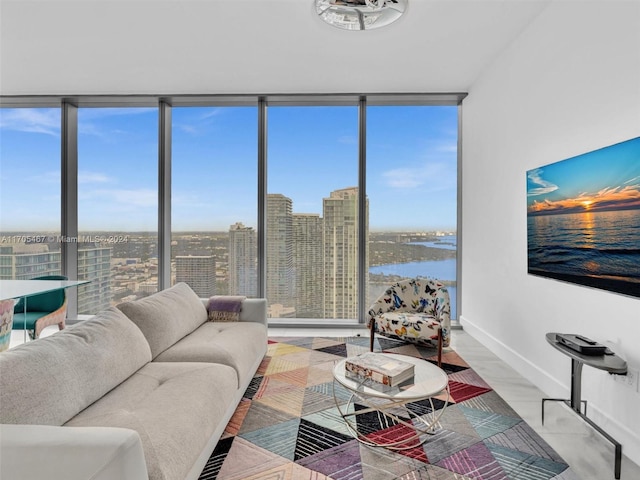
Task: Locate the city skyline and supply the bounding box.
[1,105,458,232]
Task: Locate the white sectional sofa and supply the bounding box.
[0,283,268,480]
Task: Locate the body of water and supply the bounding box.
[369,235,458,318]
[528,209,640,298]
[369,258,456,282]
[411,235,457,251]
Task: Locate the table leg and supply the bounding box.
[570,359,583,413]
[541,357,621,479]
[332,380,449,451]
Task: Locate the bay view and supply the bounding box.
[369,235,457,319]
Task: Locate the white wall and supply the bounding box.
[462,0,640,465]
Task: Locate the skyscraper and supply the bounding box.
[0,244,61,279]
[292,213,323,318]
[77,244,112,314]
[228,222,257,296]
[323,187,368,320]
[266,194,294,311]
[0,243,112,314]
[175,255,216,297]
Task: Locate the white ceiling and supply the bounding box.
[0,0,552,96]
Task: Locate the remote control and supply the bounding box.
[575,335,597,345]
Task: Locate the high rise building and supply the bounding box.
[228,222,257,296]
[0,244,61,279]
[0,243,112,314]
[78,245,112,314]
[175,255,216,297]
[322,187,368,320]
[292,213,324,318]
[266,194,294,312]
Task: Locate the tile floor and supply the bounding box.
[10,325,640,480]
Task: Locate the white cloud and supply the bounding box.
[437,143,458,153]
[82,188,157,208]
[175,123,199,135]
[624,175,640,185]
[382,161,453,190]
[173,108,225,136]
[383,168,424,188]
[0,109,60,136]
[78,107,157,138]
[527,168,558,196]
[27,171,60,184]
[200,108,223,120]
[109,189,156,207]
[78,171,112,184]
[172,192,216,209]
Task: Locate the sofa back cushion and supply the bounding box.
[117,282,208,359]
[0,307,151,426]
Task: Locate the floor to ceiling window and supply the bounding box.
[267,106,360,320]
[0,108,62,280]
[366,106,458,319]
[77,107,159,314]
[1,96,462,323]
[171,106,258,297]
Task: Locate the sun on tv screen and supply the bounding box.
[526,136,640,299]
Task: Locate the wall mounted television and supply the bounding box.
[527,136,640,299]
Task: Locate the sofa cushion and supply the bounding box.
[0,424,148,480]
[153,321,267,388]
[64,362,238,480]
[0,307,151,426]
[117,283,208,359]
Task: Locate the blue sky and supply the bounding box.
[0,105,458,232]
[527,136,640,215]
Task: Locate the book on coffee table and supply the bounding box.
[345,353,415,387]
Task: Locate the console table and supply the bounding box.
[543,332,628,479]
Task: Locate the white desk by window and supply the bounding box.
[0,280,91,342]
[0,280,90,301]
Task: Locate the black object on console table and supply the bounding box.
[542,332,628,479]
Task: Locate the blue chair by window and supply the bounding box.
[13,275,68,340]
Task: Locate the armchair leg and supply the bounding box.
[437,329,443,368]
[369,321,375,352]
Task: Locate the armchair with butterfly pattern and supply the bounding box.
[368,278,451,367]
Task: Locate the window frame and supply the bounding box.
[0,93,465,325]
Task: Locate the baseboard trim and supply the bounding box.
[459,314,640,468]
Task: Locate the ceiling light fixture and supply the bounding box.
[315,0,407,31]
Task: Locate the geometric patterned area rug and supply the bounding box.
[199,336,580,480]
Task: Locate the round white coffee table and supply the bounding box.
[333,352,449,450]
